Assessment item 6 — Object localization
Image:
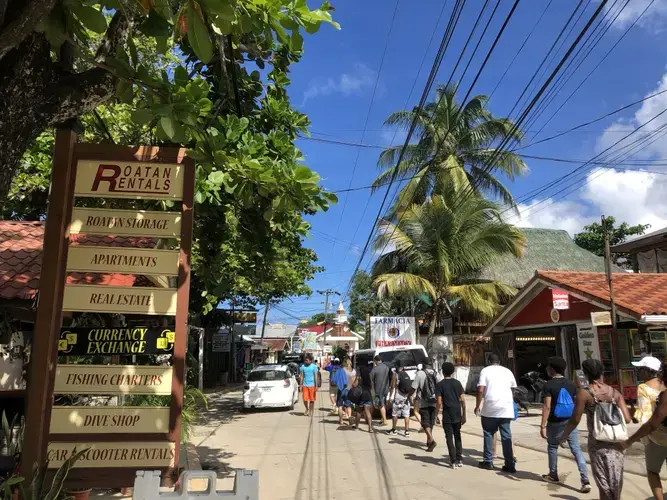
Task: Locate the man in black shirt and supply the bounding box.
[540,356,591,493]
[353,361,374,432]
[436,362,466,468]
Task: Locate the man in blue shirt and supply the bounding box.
[299,354,319,417]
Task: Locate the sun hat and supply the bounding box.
[632,356,662,372]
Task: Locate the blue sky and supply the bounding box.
[263,0,667,324]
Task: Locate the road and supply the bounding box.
[192,387,655,500]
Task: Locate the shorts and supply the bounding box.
[329,384,338,396]
[392,398,410,419]
[374,393,387,407]
[419,406,437,429]
[337,389,351,407]
[302,386,317,402]
[646,438,667,473]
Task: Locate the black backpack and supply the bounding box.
[397,371,412,395]
[347,385,363,404]
[421,370,436,402]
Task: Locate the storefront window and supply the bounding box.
[597,328,618,386]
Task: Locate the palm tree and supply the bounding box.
[371,184,525,351]
[373,84,527,215]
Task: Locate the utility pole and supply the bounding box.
[260,300,270,339]
[317,289,340,349]
[602,215,621,391]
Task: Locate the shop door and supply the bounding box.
[492,332,515,373]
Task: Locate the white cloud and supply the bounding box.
[301,63,376,106]
[597,72,667,158]
[607,0,667,32]
[506,169,667,237]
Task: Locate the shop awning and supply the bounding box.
[261,338,287,351]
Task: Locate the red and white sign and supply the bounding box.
[552,289,570,310]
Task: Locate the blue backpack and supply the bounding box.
[553,387,575,419]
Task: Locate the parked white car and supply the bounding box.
[243,364,299,410]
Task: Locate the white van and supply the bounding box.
[352,344,428,380]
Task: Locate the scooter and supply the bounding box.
[519,370,547,404]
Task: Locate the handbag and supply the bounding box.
[586,387,628,443]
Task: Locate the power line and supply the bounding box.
[330,0,402,254]
[347,0,521,300]
[336,0,469,294]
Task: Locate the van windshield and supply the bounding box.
[378,349,426,371]
[354,348,426,371]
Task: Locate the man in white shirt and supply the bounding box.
[474,353,517,473]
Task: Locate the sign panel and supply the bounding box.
[552,289,570,310]
[54,365,172,395]
[370,316,416,348]
[298,329,317,351]
[50,407,170,434]
[591,311,612,326]
[70,208,182,238]
[62,285,178,315]
[58,327,175,355]
[211,332,230,353]
[576,323,601,365]
[234,312,257,323]
[47,442,175,468]
[74,161,183,200]
[67,246,180,276]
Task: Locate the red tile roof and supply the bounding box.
[261,338,288,351]
[538,270,667,317]
[0,220,155,301]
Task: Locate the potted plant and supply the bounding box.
[66,487,92,500]
[0,412,23,473]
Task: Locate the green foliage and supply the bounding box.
[374,84,527,215]
[573,216,650,269]
[0,448,88,500]
[371,184,525,351]
[1,412,24,458]
[125,386,207,441]
[300,312,334,327]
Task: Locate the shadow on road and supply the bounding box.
[403,453,447,467]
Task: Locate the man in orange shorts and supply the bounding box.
[299,354,319,416]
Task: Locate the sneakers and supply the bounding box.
[448,459,456,469]
[581,482,592,493]
[455,461,463,468]
[478,461,493,470]
[542,474,559,484]
[404,430,410,438]
[501,465,517,474]
[386,428,397,436]
[426,440,437,452]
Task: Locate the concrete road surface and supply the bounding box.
[192,387,656,500]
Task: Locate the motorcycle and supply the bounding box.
[513,371,546,416]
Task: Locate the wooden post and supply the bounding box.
[22,128,77,480]
[168,158,195,473]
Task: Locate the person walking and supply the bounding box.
[632,356,664,426]
[475,353,517,473]
[336,358,356,425]
[412,357,438,451]
[386,359,412,437]
[371,355,391,426]
[353,360,374,432]
[299,354,319,417]
[540,356,591,493]
[560,359,631,500]
[621,362,667,500]
[436,362,465,468]
[326,358,341,413]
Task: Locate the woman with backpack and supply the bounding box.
[540,356,591,492]
[560,359,631,500]
[621,361,667,500]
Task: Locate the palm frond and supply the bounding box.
[373,273,437,300]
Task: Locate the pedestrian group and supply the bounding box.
[297,351,667,500]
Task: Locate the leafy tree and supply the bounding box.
[0,0,338,200]
[2,4,339,315]
[371,184,525,351]
[574,217,650,269]
[300,312,335,327]
[347,270,403,338]
[373,84,527,215]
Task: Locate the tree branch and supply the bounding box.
[0,0,55,61]
[95,10,133,62]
